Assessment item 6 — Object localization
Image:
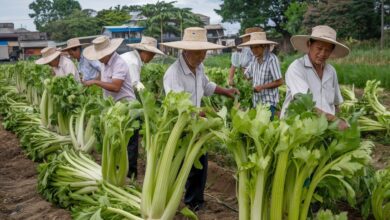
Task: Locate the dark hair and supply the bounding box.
[309,38,335,50]
[70,46,81,51]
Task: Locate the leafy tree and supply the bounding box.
[304,0,380,40]
[175,8,204,38]
[95,5,131,27]
[215,0,315,50]
[43,10,100,41]
[283,2,308,35]
[29,0,81,31]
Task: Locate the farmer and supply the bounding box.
[120,36,165,90]
[239,32,283,120]
[281,25,349,130]
[61,37,102,81]
[228,27,263,86]
[82,36,139,178]
[35,47,80,82]
[161,27,240,211]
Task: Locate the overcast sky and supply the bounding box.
[0,0,240,35]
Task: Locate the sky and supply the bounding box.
[0,0,240,35]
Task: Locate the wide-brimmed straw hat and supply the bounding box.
[35,47,61,65]
[239,27,264,38]
[290,25,350,58]
[160,27,226,50]
[239,32,278,47]
[61,38,89,51]
[127,36,164,55]
[83,36,123,60]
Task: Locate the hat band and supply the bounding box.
[312,34,336,41]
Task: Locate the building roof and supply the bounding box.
[0,33,18,38]
[19,41,54,48]
[103,26,145,33]
[204,24,224,30]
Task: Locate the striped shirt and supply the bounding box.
[240,47,254,68]
[244,52,282,107]
[79,54,102,81]
[231,51,241,67]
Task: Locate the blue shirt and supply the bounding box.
[79,54,102,81]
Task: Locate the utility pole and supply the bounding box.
[381,0,384,50]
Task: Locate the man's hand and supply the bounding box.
[135,82,145,91]
[228,78,235,86]
[254,85,263,92]
[337,119,350,131]
[225,88,240,99]
[83,80,96,87]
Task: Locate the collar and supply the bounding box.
[303,54,332,83]
[303,54,313,68]
[179,53,201,76]
[107,52,118,67]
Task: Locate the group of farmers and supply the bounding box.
[35,24,350,211]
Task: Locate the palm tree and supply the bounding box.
[175,7,204,38]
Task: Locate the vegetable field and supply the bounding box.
[1,60,390,220]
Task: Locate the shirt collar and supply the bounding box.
[179,53,201,76]
[303,54,332,83]
[133,50,144,66]
[303,54,313,68]
[107,52,118,67]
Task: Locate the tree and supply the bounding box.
[29,0,81,31]
[95,5,131,27]
[175,8,204,38]
[304,0,380,40]
[215,0,315,50]
[43,10,100,41]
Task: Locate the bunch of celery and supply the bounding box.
[371,165,390,220]
[139,91,223,220]
[101,100,141,186]
[216,94,372,220]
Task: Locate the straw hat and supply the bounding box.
[35,47,61,65]
[83,36,123,60]
[61,38,89,51]
[290,25,350,58]
[160,27,226,50]
[239,32,277,47]
[127,36,164,55]
[239,27,264,38]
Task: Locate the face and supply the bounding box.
[48,56,60,67]
[99,53,113,64]
[139,50,156,64]
[307,40,334,66]
[250,44,266,58]
[183,50,207,68]
[68,47,81,60]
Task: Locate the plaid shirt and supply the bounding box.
[245,52,282,107]
[79,54,102,81]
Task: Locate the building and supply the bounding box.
[102,25,146,54]
[0,23,51,60]
[205,24,225,54]
[128,11,147,26]
[195,13,210,25]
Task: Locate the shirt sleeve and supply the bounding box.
[90,60,102,72]
[64,59,80,82]
[333,72,344,105]
[111,62,128,81]
[269,55,282,80]
[128,63,141,86]
[285,60,309,97]
[202,73,217,96]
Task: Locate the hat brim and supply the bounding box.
[127,43,165,55]
[239,33,252,38]
[290,35,350,58]
[61,43,89,51]
[238,40,278,47]
[83,38,123,60]
[35,51,61,65]
[160,41,226,50]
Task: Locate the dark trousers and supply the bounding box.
[127,129,139,178]
[270,105,276,121]
[184,153,208,206]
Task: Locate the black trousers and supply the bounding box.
[127,129,139,178]
[184,153,208,206]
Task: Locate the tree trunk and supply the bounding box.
[381,0,384,50]
[160,20,163,43]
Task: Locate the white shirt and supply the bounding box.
[53,55,80,82]
[101,52,136,102]
[231,51,241,67]
[120,50,143,87]
[163,53,216,107]
[240,47,254,68]
[281,54,343,116]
